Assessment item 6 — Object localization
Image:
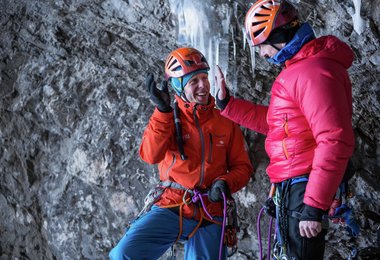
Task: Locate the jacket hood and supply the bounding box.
[285,35,354,69]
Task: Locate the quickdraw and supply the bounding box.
[328,180,360,237]
[127,185,167,229]
[257,184,276,260]
[224,198,239,256]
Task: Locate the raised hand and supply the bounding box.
[145,73,172,112]
[214,65,230,110]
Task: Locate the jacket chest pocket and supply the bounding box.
[207,133,227,164]
[282,113,296,160]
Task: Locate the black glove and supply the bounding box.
[215,88,230,111]
[208,180,230,202]
[300,204,327,222]
[145,73,172,113]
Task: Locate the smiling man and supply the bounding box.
[109,47,253,260]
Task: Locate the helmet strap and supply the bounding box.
[270,44,282,51]
[179,79,190,103]
[264,20,301,46]
[181,92,191,103]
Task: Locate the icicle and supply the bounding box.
[232,28,236,62]
[352,0,365,35]
[242,27,247,50]
[168,0,232,97]
[215,38,220,69]
[248,43,256,80]
[231,26,238,96]
[208,37,215,96]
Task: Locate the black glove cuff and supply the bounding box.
[300,205,327,221]
[157,106,173,113]
[215,180,231,198]
[216,90,230,111]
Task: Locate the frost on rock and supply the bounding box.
[352,0,365,35]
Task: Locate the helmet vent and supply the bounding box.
[173,66,182,71]
[168,59,177,70]
[252,21,267,26]
[184,60,195,66]
[255,13,270,17]
[253,28,265,37]
[260,5,272,11]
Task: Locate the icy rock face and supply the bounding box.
[0,0,379,259]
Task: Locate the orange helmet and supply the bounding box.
[165,47,210,80]
[245,0,298,46]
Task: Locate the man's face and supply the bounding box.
[183,72,210,105]
[258,43,286,59]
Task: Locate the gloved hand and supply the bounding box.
[208,180,230,202]
[215,65,230,110]
[145,73,172,112]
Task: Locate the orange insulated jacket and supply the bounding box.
[139,95,253,219]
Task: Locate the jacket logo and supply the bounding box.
[216,140,225,147]
[183,134,190,140]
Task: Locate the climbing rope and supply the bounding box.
[191,189,228,260]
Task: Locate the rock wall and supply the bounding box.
[0,0,379,259]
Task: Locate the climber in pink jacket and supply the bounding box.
[215,1,355,259]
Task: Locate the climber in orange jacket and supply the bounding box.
[109,47,252,260]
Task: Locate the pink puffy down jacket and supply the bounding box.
[221,36,355,210]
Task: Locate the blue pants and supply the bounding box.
[109,206,226,260]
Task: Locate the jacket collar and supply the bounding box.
[175,95,216,122]
[268,23,316,65]
[285,35,354,69]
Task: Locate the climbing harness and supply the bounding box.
[257,176,309,260]
[132,180,238,260]
[257,166,360,260]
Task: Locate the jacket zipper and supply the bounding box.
[208,133,213,163]
[193,105,205,187]
[282,113,290,159]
